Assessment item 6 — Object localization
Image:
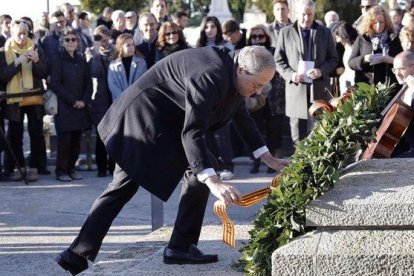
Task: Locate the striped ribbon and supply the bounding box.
[213,176,280,248]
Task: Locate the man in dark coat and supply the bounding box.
[55,45,288,275]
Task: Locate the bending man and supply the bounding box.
[56,45,288,275]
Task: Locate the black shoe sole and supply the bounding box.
[55,253,87,275]
[163,256,218,265]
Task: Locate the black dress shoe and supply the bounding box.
[55,249,88,275]
[163,244,218,264]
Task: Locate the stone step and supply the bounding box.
[306,158,414,228]
[272,229,414,276]
[81,224,251,275]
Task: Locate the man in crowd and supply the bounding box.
[353,0,377,29]
[95,7,113,30]
[275,0,338,144]
[40,11,67,68]
[268,0,291,48]
[125,11,138,32]
[76,12,93,55]
[222,19,247,50]
[136,12,158,68]
[390,51,414,156]
[0,14,12,41]
[60,2,75,27]
[150,0,170,26]
[55,45,288,275]
[173,11,189,30]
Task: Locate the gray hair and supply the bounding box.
[395,50,414,66]
[295,0,315,12]
[238,46,276,74]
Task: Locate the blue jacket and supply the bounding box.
[107,55,147,101]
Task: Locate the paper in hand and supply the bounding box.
[298,60,315,84]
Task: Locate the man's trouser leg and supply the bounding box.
[70,164,139,261]
[168,169,211,249]
[289,117,311,144]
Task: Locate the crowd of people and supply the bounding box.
[0,0,413,184]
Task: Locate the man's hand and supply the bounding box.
[260,151,289,172]
[73,100,86,109]
[306,68,321,80]
[204,175,241,205]
[291,72,305,84]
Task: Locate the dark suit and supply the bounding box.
[69,47,266,261]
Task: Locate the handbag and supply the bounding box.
[43,90,58,115]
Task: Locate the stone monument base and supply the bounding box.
[272,159,414,275]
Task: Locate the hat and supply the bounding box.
[125,11,136,18]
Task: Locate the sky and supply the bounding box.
[0,0,81,22]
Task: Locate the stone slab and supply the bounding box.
[306,159,414,228]
[81,224,252,275]
[272,230,414,276]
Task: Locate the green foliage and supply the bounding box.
[238,82,395,275]
[228,0,248,21]
[79,0,148,14]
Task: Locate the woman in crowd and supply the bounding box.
[107,33,147,101]
[195,16,232,49]
[155,21,188,61]
[0,20,48,182]
[348,5,402,87]
[246,24,287,174]
[332,21,359,94]
[399,26,414,51]
[50,27,92,182]
[89,25,115,177]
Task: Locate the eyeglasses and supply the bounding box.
[360,5,372,9]
[64,37,77,43]
[245,70,270,91]
[165,31,177,37]
[391,64,414,74]
[250,34,265,40]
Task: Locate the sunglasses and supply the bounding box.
[251,34,265,40]
[64,37,77,43]
[165,31,178,36]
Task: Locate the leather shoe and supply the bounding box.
[55,249,88,275]
[163,244,218,264]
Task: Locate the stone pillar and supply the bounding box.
[208,0,233,23]
[243,2,267,29]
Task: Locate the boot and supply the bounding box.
[28,168,38,182]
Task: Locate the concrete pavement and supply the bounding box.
[0,159,276,275]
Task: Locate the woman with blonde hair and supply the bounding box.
[348,5,403,86]
[108,33,147,101]
[0,20,48,182]
[155,21,188,61]
[399,26,414,52]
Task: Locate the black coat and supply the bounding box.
[98,47,266,201]
[348,32,402,85]
[88,51,112,125]
[50,50,92,133]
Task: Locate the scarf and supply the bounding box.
[4,38,35,104]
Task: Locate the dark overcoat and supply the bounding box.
[348,32,402,86]
[50,50,92,133]
[98,47,266,201]
[88,51,112,125]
